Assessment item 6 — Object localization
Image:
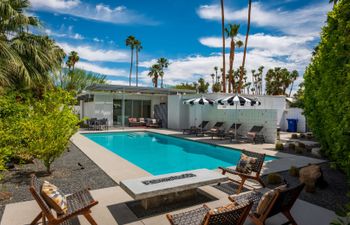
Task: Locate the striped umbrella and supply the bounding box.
[183,96,214,128]
[183,97,214,105]
[215,94,261,142]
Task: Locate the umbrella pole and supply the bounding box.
[232,103,238,143]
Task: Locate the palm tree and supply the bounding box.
[214,66,219,83]
[225,24,243,93]
[210,73,215,86]
[125,35,136,86]
[134,39,142,87]
[220,0,226,93]
[66,51,79,71]
[238,0,252,94]
[157,57,169,88]
[0,0,65,89]
[148,64,161,87]
[288,70,299,97]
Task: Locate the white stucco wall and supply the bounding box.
[282,108,307,132]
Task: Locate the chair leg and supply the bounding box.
[218,169,226,186]
[282,210,297,225]
[236,177,247,194]
[84,213,98,225]
[256,177,266,188]
[30,212,43,225]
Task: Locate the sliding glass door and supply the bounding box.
[113,99,152,126]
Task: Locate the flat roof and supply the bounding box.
[85,84,196,95]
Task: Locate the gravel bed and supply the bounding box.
[0,143,117,222]
[262,163,349,212]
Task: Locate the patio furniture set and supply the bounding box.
[128,117,162,128]
[183,120,265,144]
[85,118,108,131]
[28,150,305,225]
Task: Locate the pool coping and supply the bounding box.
[72,128,326,184]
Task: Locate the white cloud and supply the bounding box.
[199,33,314,66]
[30,0,80,10]
[58,42,129,62]
[72,33,84,40]
[197,2,331,36]
[75,61,127,77]
[44,27,84,40]
[29,0,157,25]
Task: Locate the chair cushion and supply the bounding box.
[41,181,67,214]
[236,153,257,174]
[139,118,145,123]
[256,185,287,216]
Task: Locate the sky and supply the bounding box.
[28,0,332,93]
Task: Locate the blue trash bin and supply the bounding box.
[287,119,298,132]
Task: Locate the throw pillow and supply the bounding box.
[256,185,287,216]
[41,181,68,214]
[236,153,257,174]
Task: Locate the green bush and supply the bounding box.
[291,134,298,139]
[298,142,306,148]
[299,133,306,139]
[303,0,350,175]
[288,143,296,150]
[267,173,283,185]
[275,141,284,151]
[0,89,80,173]
[289,166,299,177]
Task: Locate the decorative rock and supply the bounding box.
[299,164,321,193]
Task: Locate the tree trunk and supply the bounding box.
[220,0,226,93]
[228,39,235,93]
[155,77,158,88]
[238,0,252,93]
[136,50,138,87]
[161,77,163,88]
[129,49,134,86]
[289,81,294,97]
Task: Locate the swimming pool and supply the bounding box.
[83,131,276,175]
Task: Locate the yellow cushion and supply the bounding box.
[41,181,67,214]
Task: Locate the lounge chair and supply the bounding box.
[219,150,266,194]
[199,122,224,137]
[214,123,242,140]
[166,201,253,225]
[229,183,305,225]
[245,126,264,144]
[182,121,209,135]
[29,174,98,225]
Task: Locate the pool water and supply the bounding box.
[83,132,276,175]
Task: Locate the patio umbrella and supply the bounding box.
[183,96,214,128]
[215,94,261,142]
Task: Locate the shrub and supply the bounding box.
[291,134,298,139]
[267,173,283,185]
[275,141,284,151]
[289,166,299,177]
[295,146,304,154]
[21,89,80,173]
[288,143,296,150]
[303,0,350,175]
[299,133,306,139]
[298,142,306,148]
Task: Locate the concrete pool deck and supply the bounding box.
[1,128,334,225]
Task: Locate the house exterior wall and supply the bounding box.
[81,92,167,126]
[282,108,307,132]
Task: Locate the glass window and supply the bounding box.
[142,100,151,118]
[133,100,142,118]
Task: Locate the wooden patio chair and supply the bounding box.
[166,200,253,225]
[219,150,266,194]
[222,123,242,140]
[229,183,305,225]
[29,174,99,225]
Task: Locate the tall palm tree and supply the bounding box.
[157,57,169,88]
[225,24,243,93]
[288,70,299,97]
[66,51,79,71]
[210,73,215,86]
[125,35,136,86]
[0,0,65,89]
[238,0,252,94]
[148,64,161,88]
[220,0,226,93]
[214,66,219,83]
[134,39,142,87]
